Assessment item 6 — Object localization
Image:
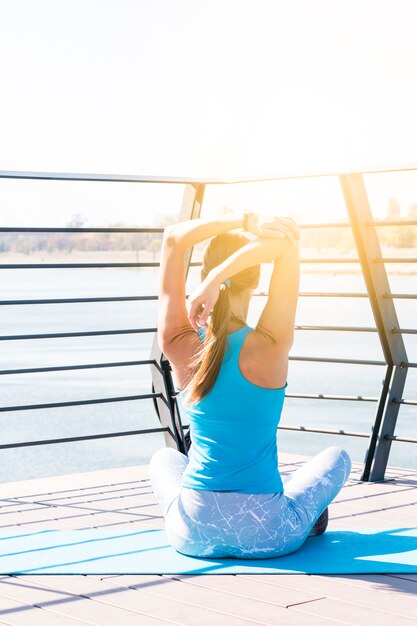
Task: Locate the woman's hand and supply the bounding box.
[186,279,220,331]
[247,214,300,246]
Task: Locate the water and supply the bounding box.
[1,267,416,482]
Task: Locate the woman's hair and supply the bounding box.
[182,231,260,407]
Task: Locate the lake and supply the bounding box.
[0,266,416,482]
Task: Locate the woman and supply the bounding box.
[149,210,351,559]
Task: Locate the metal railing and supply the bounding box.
[1,166,416,481]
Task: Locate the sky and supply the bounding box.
[1,0,417,226]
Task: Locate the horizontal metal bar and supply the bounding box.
[0,221,414,234]
[383,293,417,299]
[286,393,378,402]
[0,224,353,232]
[256,291,370,299]
[0,393,162,412]
[0,292,370,306]
[300,258,360,263]
[0,427,170,450]
[0,170,204,185]
[297,292,369,298]
[289,355,386,366]
[0,263,161,269]
[0,259,357,268]
[366,219,417,227]
[277,425,370,438]
[294,325,417,335]
[294,325,377,332]
[0,259,365,269]
[0,328,157,341]
[384,435,417,444]
[392,328,417,334]
[0,328,390,344]
[0,262,202,269]
[376,258,417,263]
[173,389,380,402]
[2,163,417,185]
[0,223,367,235]
[0,360,158,376]
[0,296,158,306]
[394,399,417,406]
[298,222,351,229]
[158,356,384,368]
[0,227,163,233]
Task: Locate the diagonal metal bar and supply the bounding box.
[340,173,409,481]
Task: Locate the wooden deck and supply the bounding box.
[0,453,416,626]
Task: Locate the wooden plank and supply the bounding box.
[0,577,183,626]
[289,598,416,626]
[104,573,323,609]
[289,596,417,625]
[241,573,417,617]
[0,594,88,626]
[0,467,150,499]
[20,575,267,626]
[327,519,400,530]
[22,575,339,626]
[330,501,417,523]
[332,487,417,507]
[159,573,417,625]
[325,573,417,596]
[0,499,161,529]
[31,482,153,503]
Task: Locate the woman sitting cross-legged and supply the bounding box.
[149,211,351,559]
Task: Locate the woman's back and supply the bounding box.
[180,324,287,494]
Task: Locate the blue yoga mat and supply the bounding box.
[0,527,416,574]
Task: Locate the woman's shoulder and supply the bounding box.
[240,326,289,389]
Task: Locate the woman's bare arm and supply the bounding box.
[160,213,299,337]
[256,238,300,349]
[158,213,246,352]
[187,236,285,330]
[163,214,245,251]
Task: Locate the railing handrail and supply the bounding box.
[2,162,417,185]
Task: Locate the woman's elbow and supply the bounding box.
[162,225,177,247]
[158,329,172,355]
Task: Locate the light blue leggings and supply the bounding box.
[149,445,352,559]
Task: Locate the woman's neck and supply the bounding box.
[227,315,247,334]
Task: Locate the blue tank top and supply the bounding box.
[179,325,287,494]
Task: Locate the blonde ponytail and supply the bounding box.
[182,282,231,406]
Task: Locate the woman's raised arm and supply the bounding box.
[163,214,246,251]
[159,212,300,344]
[158,213,248,353]
[186,236,286,331]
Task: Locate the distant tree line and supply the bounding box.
[0,200,416,256]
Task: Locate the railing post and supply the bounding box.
[339,174,408,481]
[149,183,205,452]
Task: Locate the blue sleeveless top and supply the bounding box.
[179,325,287,494]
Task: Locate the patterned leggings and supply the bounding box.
[149,445,352,559]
